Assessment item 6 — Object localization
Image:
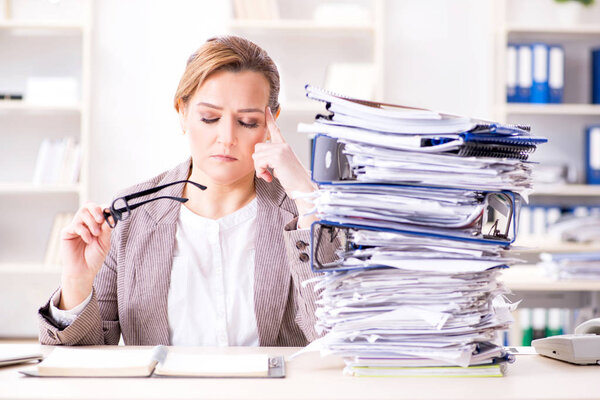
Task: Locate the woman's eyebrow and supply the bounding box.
[196,102,222,110]
[196,102,262,113]
[237,107,263,113]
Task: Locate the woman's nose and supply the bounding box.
[216,117,236,146]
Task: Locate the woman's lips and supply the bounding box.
[210,155,237,162]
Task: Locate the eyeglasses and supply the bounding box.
[102,180,207,228]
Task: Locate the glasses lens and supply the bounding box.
[112,198,131,222]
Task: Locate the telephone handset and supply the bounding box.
[532,318,600,365]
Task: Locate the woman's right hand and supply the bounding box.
[58,202,112,310]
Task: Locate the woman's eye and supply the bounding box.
[201,117,219,124]
[239,120,258,129]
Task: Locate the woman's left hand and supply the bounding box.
[253,107,317,229]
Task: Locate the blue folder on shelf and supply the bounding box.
[531,43,549,104]
[586,125,600,184]
[517,44,533,103]
[593,48,600,105]
[507,44,518,103]
[549,45,564,104]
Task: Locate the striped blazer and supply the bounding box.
[38,158,336,346]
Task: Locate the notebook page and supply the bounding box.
[154,353,269,377]
[37,347,156,376]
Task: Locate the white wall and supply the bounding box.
[383,0,494,120]
[89,0,495,203]
[89,0,230,203]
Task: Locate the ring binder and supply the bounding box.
[310,190,519,273]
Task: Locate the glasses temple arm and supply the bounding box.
[113,195,189,214]
[122,180,207,202]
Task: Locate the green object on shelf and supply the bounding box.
[554,0,595,6]
[520,309,534,346]
[522,328,534,346]
[546,308,564,337]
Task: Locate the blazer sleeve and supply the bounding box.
[280,217,339,344]
[38,230,121,346]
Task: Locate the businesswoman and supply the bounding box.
[38,35,335,346]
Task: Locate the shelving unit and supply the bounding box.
[506,24,600,36]
[0,183,81,194]
[229,19,375,31]
[0,0,92,337]
[228,0,384,168]
[493,0,600,254]
[493,1,600,343]
[504,103,600,115]
[500,264,600,346]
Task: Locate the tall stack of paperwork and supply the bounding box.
[299,85,547,377]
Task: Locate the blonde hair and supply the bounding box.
[174,35,280,113]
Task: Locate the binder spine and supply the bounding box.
[593,48,600,105]
[517,45,533,103]
[549,45,564,104]
[531,43,549,104]
[506,44,518,103]
[586,125,600,184]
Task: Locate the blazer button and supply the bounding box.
[295,240,308,250]
[299,253,309,262]
[47,329,56,340]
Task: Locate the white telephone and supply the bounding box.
[532,318,600,365]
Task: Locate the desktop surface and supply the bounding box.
[1,344,599,400]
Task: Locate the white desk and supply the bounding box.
[1,344,599,400]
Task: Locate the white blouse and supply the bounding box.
[168,198,259,346]
[50,198,260,347]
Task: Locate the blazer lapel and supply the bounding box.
[253,177,296,346]
[121,158,192,345]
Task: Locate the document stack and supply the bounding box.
[299,85,547,377]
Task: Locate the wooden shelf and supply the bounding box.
[499,265,600,291]
[0,262,61,274]
[511,238,599,254]
[531,184,600,197]
[503,103,600,116]
[0,101,81,113]
[506,24,600,35]
[0,183,80,194]
[0,20,83,31]
[229,19,374,32]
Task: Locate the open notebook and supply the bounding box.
[0,344,43,367]
[20,346,285,378]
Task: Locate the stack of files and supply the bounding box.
[540,252,600,280]
[299,86,545,377]
[299,85,546,197]
[309,226,517,376]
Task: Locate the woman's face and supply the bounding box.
[179,69,271,186]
